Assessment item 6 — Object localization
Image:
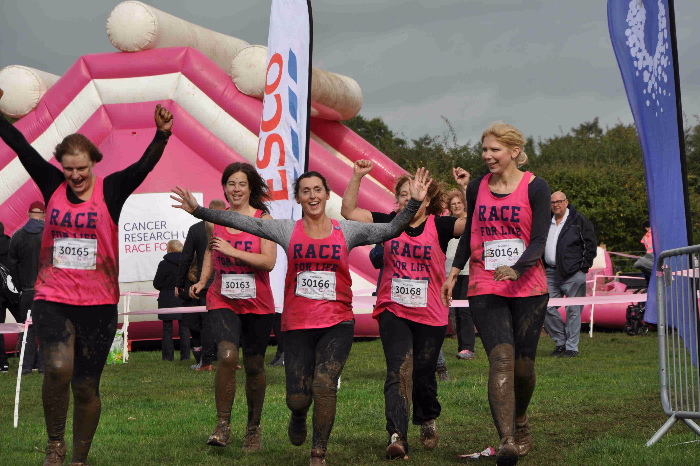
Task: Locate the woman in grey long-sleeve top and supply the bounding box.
[172,168,432,466]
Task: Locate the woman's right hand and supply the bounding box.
[189,281,205,299]
[353,159,373,178]
[440,273,458,307]
[171,186,199,214]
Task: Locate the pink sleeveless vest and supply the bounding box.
[468,172,547,297]
[374,215,448,326]
[207,210,274,314]
[35,177,120,305]
[283,219,353,331]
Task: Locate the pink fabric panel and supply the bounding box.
[82,48,188,79]
[41,57,92,121]
[349,245,380,283]
[77,106,113,147]
[0,181,44,236]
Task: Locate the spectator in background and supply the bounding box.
[7,202,46,375]
[154,240,189,361]
[634,219,654,285]
[543,191,597,358]
[176,199,227,371]
[0,220,15,374]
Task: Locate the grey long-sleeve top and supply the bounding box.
[191,198,422,253]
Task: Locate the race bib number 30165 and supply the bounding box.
[391,278,428,308]
[483,238,525,271]
[53,238,97,270]
[221,273,256,299]
[296,271,336,301]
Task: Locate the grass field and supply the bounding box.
[1,330,699,465]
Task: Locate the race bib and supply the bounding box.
[391,278,429,307]
[221,273,256,299]
[53,238,97,270]
[296,271,336,301]
[483,238,525,271]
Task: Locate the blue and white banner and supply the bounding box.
[257,0,313,310]
[608,0,690,324]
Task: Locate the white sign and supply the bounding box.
[118,192,203,282]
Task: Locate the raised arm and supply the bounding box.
[340,160,375,223]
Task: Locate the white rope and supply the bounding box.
[14,309,31,428]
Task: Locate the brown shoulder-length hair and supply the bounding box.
[394,173,444,216]
[221,162,272,215]
[445,188,466,216]
[53,134,103,164]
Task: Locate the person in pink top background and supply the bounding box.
[442,122,550,466]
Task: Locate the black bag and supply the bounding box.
[623,301,649,336]
[0,263,20,306]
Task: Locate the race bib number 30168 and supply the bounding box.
[221,273,256,299]
[391,278,428,308]
[483,238,525,271]
[53,238,97,270]
[296,271,336,301]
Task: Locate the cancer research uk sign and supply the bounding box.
[117,192,203,283]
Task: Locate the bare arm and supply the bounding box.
[340,160,375,223]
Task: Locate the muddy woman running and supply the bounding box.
[442,122,550,466]
[172,168,432,466]
[0,88,173,466]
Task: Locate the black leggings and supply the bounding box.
[210,309,274,426]
[469,294,548,440]
[452,275,475,352]
[284,321,354,452]
[33,300,118,464]
[378,310,446,450]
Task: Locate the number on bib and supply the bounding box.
[296,271,336,301]
[221,273,256,299]
[483,238,525,271]
[390,278,429,307]
[53,238,97,270]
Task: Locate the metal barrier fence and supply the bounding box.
[647,245,700,446]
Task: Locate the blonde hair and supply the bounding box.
[445,188,466,216]
[167,240,183,253]
[481,121,528,167]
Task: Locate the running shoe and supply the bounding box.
[190,361,201,370]
[419,419,438,450]
[386,433,408,460]
[310,448,327,466]
[269,353,281,366]
[456,349,475,360]
[562,350,579,358]
[271,353,285,367]
[242,424,262,452]
[43,440,66,466]
[0,364,9,374]
[495,436,519,466]
[288,412,308,446]
[195,364,214,372]
[550,345,565,357]
[207,420,231,447]
[514,415,532,457]
[436,365,450,381]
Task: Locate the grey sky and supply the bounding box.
[1,0,698,146]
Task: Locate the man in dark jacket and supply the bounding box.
[176,199,226,371]
[154,240,190,361]
[543,191,597,358]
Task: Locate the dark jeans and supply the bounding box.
[272,312,284,356]
[34,300,118,464]
[469,294,548,440]
[210,309,274,425]
[378,310,446,451]
[161,319,190,361]
[452,275,475,352]
[284,321,354,452]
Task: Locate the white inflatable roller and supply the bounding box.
[231,45,363,121]
[0,66,60,119]
[106,1,249,72]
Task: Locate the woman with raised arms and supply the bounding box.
[441,122,550,466]
[171,168,432,466]
[341,160,467,459]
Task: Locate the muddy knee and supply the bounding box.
[312,375,337,399]
[287,392,312,413]
[488,343,514,374]
[217,342,239,369]
[514,357,535,379]
[243,354,265,375]
[44,356,73,384]
[72,380,99,404]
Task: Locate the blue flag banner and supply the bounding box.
[608,0,690,325]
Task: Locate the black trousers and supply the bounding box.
[452,276,475,352]
[378,310,446,451]
[161,319,190,361]
[272,312,284,355]
[182,288,215,365]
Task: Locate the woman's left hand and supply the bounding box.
[155,104,173,131]
[493,266,518,281]
[211,237,237,258]
[409,167,433,202]
[171,186,199,214]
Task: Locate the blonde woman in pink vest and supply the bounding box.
[442,122,550,466]
[341,161,467,460]
[171,168,431,466]
[0,88,173,466]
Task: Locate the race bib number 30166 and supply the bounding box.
[296,271,336,301]
[483,238,525,271]
[221,273,256,299]
[53,238,97,270]
[391,278,428,308]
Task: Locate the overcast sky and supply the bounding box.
[1,0,699,146]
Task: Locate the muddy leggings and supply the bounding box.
[284,321,354,452]
[210,308,274,426]
[33,300,118,464]
[469,293,549,440]
[378,310,446,451]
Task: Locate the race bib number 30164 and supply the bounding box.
[53,238,97,270]
[221,273,256,299]
[391,278,428,308]
[296,271,336,301]
[483,238,525,271]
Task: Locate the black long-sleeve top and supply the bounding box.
[451,175,551,277]
[0,116,171,225]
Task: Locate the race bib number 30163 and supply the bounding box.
[221,273,256,299]
[391,278,428,308]
[296,271,336,301]
[53,238,97,270]
[483,238,525,271]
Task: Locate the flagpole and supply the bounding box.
[304,0,313,173]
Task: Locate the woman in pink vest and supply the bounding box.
[190,162,277,452]
[172,168,431,466]
[341,160,467,459]
[0,88,173,466]
[442,122,550,466]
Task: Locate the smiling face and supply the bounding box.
[61,151,95,196]
[449,195,465,217]
[295,176,329,217]
[482,135,520,175]
[225,171,251,208]
[395,181,411,213]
